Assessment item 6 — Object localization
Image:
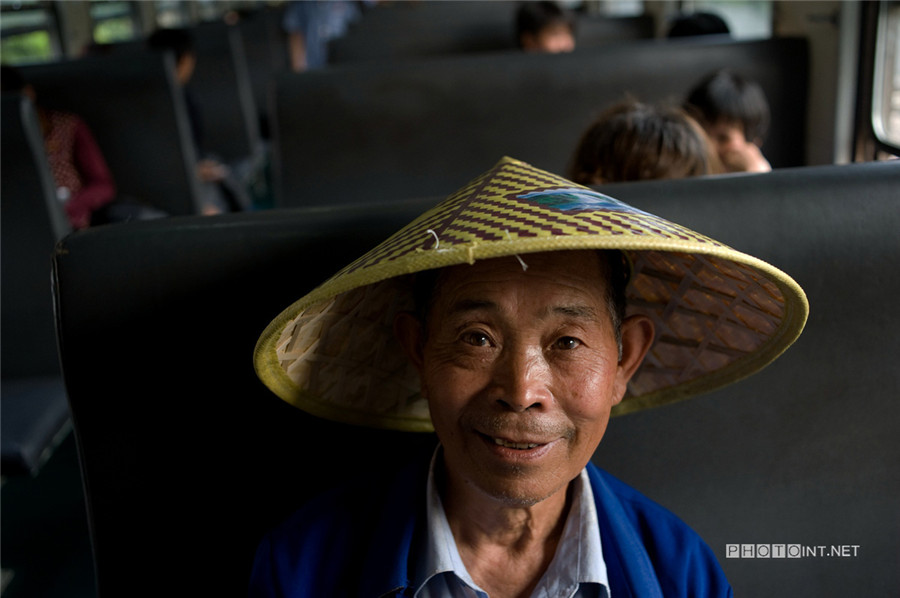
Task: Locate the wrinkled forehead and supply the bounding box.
[428,250,612,311]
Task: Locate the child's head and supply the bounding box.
[1,64,38,104]
[567,99,719,185]
[667,11,731,38]
[515,1,576,54]
[685,69,770,156]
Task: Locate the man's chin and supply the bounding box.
[471,474,570,508]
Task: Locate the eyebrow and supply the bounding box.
[549,304,599,320]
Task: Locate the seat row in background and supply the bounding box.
[6,3,809,219]
[271,35,808,208]
[326,0,655,63]
[17,11,284,218]
[269,1,807,207]
[0,7,289,479]
[7,2,801,220]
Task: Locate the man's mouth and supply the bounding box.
[491,437,542,450]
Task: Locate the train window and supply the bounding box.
[0,0,62,64]
[90,0,138,43]
[154,0,192,28]
[872,0,900,152]
[590,1,642,17]
[195,0,231,22]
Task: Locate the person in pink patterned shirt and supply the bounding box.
[39,105,117,229]
[2,65,117,229]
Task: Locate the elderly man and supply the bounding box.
[251,157,807,597]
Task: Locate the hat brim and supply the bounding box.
[255,238,807,431]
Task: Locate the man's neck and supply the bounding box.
[439,464,573,598]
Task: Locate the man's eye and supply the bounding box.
[554,337,581,350]
[461,331,492,347]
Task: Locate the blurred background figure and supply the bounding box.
[147,27,251,213]
[685,69,772,173]
[1,65,165,228]
[282,0,365,72]
[667,11,731,38]
[515,1,576,53]
[567,98,720,185]
[146,28,200,146]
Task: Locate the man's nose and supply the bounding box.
[490,347,551,412]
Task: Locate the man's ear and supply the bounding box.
[394,311,426,373]
[612,314,655,405]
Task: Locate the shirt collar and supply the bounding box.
[413,447,609,598]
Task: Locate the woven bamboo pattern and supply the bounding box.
[337,158,725,279]
[276,277,427,423]
[626,251,784,397]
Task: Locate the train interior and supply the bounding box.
[1,1,899,597]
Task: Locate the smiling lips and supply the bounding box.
[470,416,572,453]
[491,436,544,450]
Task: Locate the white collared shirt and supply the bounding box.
[413,449,610,598]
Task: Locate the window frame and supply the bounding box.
[855,0,900,160]
[0,0,63,64]
[870,0,900,155]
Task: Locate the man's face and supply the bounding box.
[411,251,637,506]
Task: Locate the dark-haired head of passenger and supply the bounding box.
[685,69,772,173]
[567,99,719,185]
[515,1,576,54]
[146,27,197,85]
[667,12,731,38]
[1,64,35,99]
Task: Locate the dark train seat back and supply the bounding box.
[1,94,72,476]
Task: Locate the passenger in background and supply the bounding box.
[281,0,365,72]
[0,65,165,228]
[684,69,772,173]
[666,11,731,38]
[567,98,720,185]
[147,28,251,214]
[515,1,576,54]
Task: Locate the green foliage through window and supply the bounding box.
[93,17,135,43]
[0,29,52,64]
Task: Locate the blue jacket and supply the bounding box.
[249,454,733,597]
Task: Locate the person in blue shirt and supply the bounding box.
[282,0,364,71]
[250,157,808,597]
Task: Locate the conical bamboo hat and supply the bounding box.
[255,157,808,431]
